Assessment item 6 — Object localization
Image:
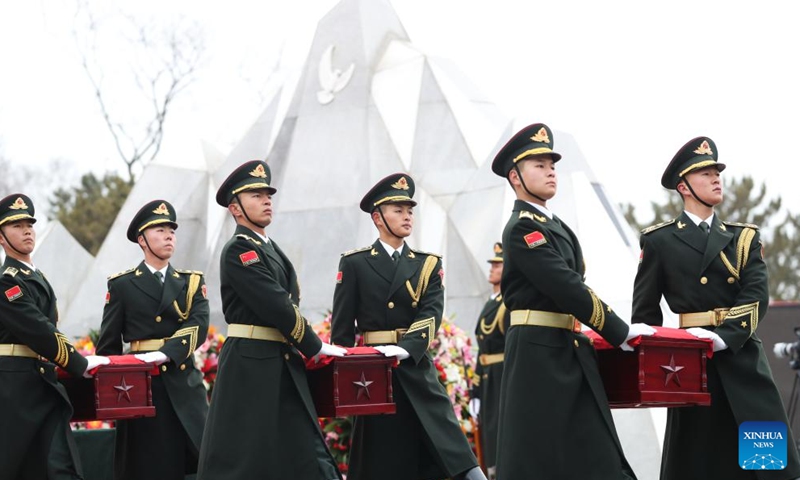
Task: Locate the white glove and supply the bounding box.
[134,351,170,365]
[621,323,657,351]
[316,342,347,358]
[686,327,729,352]
[469,398,481,419]
[374,345,410,361]
[83,355,111,378]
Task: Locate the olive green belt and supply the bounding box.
[363,329,408,345]
[227,324,288,343]
[479,353,504,366]
[679,308,730,328]
[510,310,581,332]
[130,338,168,351]
[0,343,39,358]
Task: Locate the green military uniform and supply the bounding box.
[0,194,88,479]
[331,173,479,480]
[197,160,341,480]
[491,125,637,480]
[96,200,209,480]
[470,242,510,477]
[632,137,800,479]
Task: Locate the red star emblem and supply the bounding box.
[113,376,135,403]
[660,355,685,387]
[353,371,374,401]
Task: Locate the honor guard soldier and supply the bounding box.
[197,160,345,480]
[331,173,487,480]
[491,124,654,479]
[632,137,800,479]
[96,199,210,480]
[0,194,109,479]
[468,242,509,479]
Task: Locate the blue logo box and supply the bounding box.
[739,421,787,470]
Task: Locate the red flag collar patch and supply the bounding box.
[240,250,260,266]
[105,291,111,304]
[336,271,343,284]
[524,231,547,248]
[5,285,22,302]
[201,284,208,298]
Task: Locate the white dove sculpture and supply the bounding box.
[317,44,355,105]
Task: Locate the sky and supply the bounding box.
[1,0,798,226]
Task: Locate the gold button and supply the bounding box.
[388,302,395,309]
[39,367,45,374]
[411,301,418,308]
[700,277,708,285]
[727,277,735,284]
[161,365,167,372]
[180,364,186,371]
[155,316,162,322]
[284,353,290,360]
[574,339,579,348]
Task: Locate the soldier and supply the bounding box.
[468,242,509,480]
[96,199,210,480]
[632,137,800,479]
[197,160,345,480]
[490,123,654,479]
[0,193,109,479]
[331,173,487,480]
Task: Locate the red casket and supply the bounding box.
[60,362,156,421]
[588,327,712,408]
[306,352,397,417]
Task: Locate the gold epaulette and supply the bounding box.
[640,219,676,235]
[107,267,136,280]
[410,248,441,259]
[342,245,372,257]
[519,210,548,223]
[235,233,263,245]
[175,269,204,276]
[3,267,18,277]
[723,221,759,230]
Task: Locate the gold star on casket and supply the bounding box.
[353,371,374,400]
[114,376,135,403]
[660,355,685,387]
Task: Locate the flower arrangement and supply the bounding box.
[314,313,477,474]
[194,325,226,400]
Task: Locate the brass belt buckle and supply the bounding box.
[713,308,728,326]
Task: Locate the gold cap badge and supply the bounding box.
[494,243,502,254]
[9,197,28,210]
[693,140,713,156]
[152,203,170,216]
[391,177,410,190]
[530,127,550,144]
[249,164,267,178]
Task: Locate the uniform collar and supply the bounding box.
[379,239,404,257]
[143,262,169,278]
[683,210,714,227]
[524,201,553,219]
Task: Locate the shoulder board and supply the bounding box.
[235,233,263,245]
[107,267,136,280]
[3,267,18,277]
[722,221,759,230]
[410,248,442,258]
[342,245,372,257]
[640,219,676,235]
[175,269,204,275]
[519,210,549,223]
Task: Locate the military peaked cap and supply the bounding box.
[0,193,36,227]
[360,173,417,213]
[488,242,503,263]
[215,160,277,207]
[127,199,178,242]
[661,136,726,189]
[491,123,562,177]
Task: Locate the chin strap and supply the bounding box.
[682,178,714,208]
[141,231,167,262]
[0,227,26,257]
[234,193,268,229]
[513,164,547,203]
[375,206,403,239]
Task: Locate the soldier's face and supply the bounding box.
[376,203,413,237]
[512,156,557,201]
[140,225,175,259]
[234,190,273,228]
[0,220,36,254]
[488,261,503,286]
[681,166,723,205]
